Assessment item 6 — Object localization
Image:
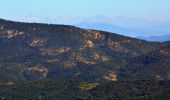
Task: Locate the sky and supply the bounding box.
[0,0,170,20]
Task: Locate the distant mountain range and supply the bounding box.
[76,21,170,42]
[76,22,145,37]
[138,34,170,42]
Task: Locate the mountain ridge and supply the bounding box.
[0,18,170,99]
[0,18,169,82]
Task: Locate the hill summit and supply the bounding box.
[0,19,170,99]
[0,19,170,81]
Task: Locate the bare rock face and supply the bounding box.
[4,30,24,38]
[40,47,71,56]
[46,58,60,63]
[63,60,77,68]
[87,30,105,40]
[108,39,129,53]
[92,52,110,62]
[29,38,47,47]
[76,54,96,65]
[70,52,96,65]
[85,40,94,48]
[104,71,117,81]
[27,66,48,79]
[160,50,169,56]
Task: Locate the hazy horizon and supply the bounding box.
[1,0,170,38]
[0,0,170,20]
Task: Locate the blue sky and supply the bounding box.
[0,0,170,20]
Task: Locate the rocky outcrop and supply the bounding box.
[28,66,48,79]
[160,50,169,56]
[104,71,117,81]
[85,40,94,48]
[63,60,77,68]
[92,52,110,62]
[4,30,24,38]
[29,38,47,47]
[40,47,71,56]
[108,39,129,53]
[86,30,105,40]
